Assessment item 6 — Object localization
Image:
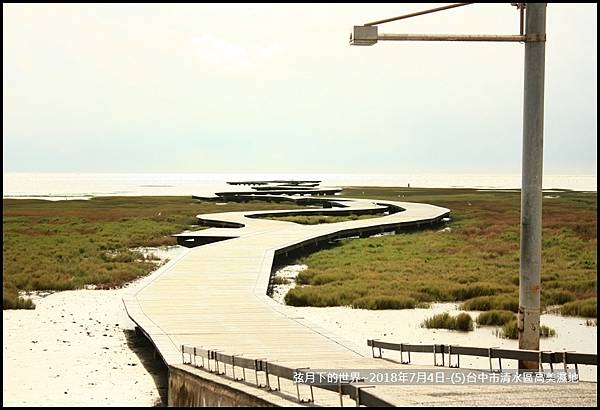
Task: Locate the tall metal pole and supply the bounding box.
[518,3,546,369]
[351,3,548,365]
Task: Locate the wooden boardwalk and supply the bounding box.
[123,196,597,406]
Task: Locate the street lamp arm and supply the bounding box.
[377,33,545,43]
[350,26,545,46]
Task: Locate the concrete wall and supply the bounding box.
[168,365,295,407]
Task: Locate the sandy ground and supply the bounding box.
[2,246,187,407]
[271,265,598,382]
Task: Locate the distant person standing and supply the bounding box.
[408,183,410,188]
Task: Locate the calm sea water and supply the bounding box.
[2,172,596,200]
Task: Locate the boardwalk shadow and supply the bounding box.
[123,328,169,406]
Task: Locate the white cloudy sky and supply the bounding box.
[3,3,597,174]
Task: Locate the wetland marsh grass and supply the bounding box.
[4,188,596,316]
[496,320,557,339]
[2,196,305,309]
[475,310,516,326]
[263,213,386,225]
[560,298,597,318]
[284,188,596,317]
[421,312,474,331]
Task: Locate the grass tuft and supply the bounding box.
[3,284,35,310]
[351,295,416,310]
[496,319,557,339]
[542,290,576,306]
[476,310,515,326]
[271,276,290,285]
[460,295,520,313]
[421,312,474,331]
[560,298,597,318]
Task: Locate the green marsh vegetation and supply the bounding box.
[475,310,516,326]
[422,310,556,337]
[422,312,474,331]
[264,213,386,225]
[3,196,304,309]
[284,187,597,318]
[559,298,597,318]
[496,320,557,339]
[270,276,291,285]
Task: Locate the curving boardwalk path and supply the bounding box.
[123,196,597,406]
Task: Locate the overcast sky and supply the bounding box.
[3,3,597,174]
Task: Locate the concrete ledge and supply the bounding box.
[168,364,301,407]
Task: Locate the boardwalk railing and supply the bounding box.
[181,345,394,407]
[367,340,597,374]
